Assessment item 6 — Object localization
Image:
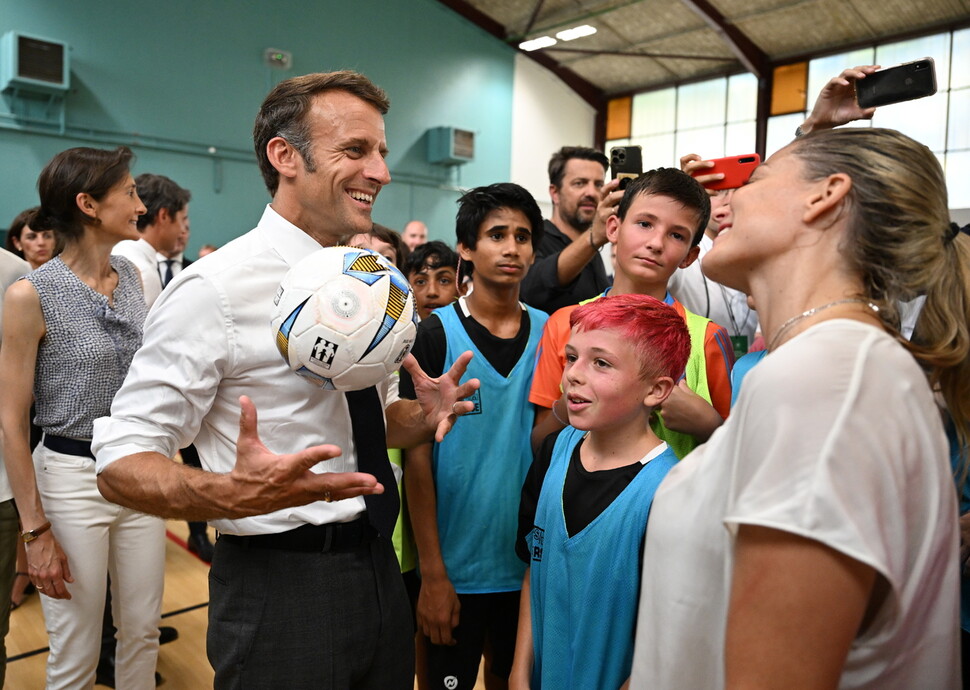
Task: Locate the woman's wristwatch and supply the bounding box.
[21,520,52,543]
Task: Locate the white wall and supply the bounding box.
[510,54,597,219]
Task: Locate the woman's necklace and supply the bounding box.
[767,298,879,351]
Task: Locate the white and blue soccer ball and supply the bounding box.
[271,246,417,391]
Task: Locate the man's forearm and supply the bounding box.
[404,443,447,578]
[98,421,380,521]
[97,452,238,521]
[555,232,601,287]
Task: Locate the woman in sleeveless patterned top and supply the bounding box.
[0,146,167,689]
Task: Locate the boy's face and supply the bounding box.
[607,193,700,292]
[347,232,397,264]
[562,326,663,433]
[409,263,458,320]
[457,207,535,289]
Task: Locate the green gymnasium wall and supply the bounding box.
[0,0,515,255]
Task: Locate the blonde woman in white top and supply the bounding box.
[631,68,970,689]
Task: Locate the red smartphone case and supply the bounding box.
[696,154,761,191]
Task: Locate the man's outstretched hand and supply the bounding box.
[229,395,384,515]
[401,351,481,443]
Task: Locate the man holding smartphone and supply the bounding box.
[520,146,623,314]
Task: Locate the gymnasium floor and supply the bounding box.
[5,521,488,688]
[6,520,214,687]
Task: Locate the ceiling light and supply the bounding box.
[519,36,557,51]
[556,25,597,41]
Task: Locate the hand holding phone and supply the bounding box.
[803,65,880,132]
[610,146,642,190]
[691,154,760,191]
[856,58,937,109]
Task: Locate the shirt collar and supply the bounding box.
[600,287,674,305]
[256,204,328,267]
[134,238,156,257]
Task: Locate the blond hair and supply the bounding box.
[793,127,970,447]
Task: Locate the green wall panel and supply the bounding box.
[0,0,514,254]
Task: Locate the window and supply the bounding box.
[608,73,757,172]
[608,29,969,210]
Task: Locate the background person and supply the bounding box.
[6,207,54,271]
[402,220,428,252]
[404,241,459,321]
[112,173,190,307]
[670,156,760,357]
[197,243,217,258]
[0,146,165,689]
[519,146,622,314]
[0,245,30,685]
[347,222,407,268]
[156,212,192,289]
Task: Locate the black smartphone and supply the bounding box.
[856,58,937,109]
[610,146,642,190]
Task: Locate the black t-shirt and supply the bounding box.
[398,301,532,398]
[519,219,611,315]
[515,428,645,563]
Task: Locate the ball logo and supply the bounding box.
[331,289,361,319]
[443,676,458,690]
[310,337,338,369]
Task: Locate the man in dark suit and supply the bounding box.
[156,221,192,289]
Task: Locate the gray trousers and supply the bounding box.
[207,532,413,689]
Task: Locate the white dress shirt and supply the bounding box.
[94,206,396,535]
[112,237,163,307]
[156,251,184,287]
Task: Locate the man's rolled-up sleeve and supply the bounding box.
[93,274,231,472]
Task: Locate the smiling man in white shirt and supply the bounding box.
[92,71,478,689]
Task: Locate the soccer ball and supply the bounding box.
[271,246,417,391]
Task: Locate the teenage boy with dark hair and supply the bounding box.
[529,168,734,459]
[404,240,460,321]
[520,146,622,314]
[400,182,548,690]
[511,293,690,689]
